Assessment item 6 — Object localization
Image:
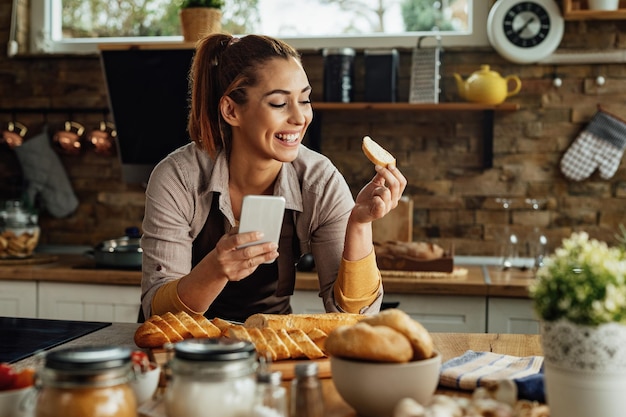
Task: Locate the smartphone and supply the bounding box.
[237,195,286,250]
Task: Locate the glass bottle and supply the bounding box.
[291,362,324,417]
[164,338,257,417]
[253,370,287,417]
[35,345,137,417]
[495,198,519,270]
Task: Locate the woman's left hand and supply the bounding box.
[351,164,407,224]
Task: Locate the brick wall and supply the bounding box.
[1,1,626,255]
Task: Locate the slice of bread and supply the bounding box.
[362,135,396,167]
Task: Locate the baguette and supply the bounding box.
[362,135,396,168]
[244,312,364,335]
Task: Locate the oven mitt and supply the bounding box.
[560,109,626,181]
[13,126,79,218]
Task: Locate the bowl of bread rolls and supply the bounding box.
[325,309,440,417]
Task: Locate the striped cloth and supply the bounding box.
[440,350,544,391]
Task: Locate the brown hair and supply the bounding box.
[187,34,301,159]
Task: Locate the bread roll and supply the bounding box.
[360,308,434,360]
[325,322,413,363]
[244,312,364,335]
[362,136,396,168]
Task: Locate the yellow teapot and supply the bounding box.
[453,65,522,105]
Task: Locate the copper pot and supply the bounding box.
[53,121,84,155]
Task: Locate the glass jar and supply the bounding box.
[164,338,258,417]
[0,199,40,258]
[35,345,137,417]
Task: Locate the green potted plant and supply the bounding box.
[179,0,225,42]
[529,231,626,417]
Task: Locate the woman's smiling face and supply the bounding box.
[230,56,313,163]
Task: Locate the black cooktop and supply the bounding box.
[0,317,111,363]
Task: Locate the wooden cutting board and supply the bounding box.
[149,349,331,380]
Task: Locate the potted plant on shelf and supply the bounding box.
[179,0,225,43]
[529,231,626,417]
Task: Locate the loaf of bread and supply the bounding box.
[134,311,335,360]
[244,312,364,334]
[375,240,445,260]
[362,135,396,168]
[324,308,435,363]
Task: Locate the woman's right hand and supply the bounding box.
[204,230,279,282]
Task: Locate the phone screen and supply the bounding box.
[238,195,286,249]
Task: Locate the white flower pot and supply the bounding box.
[588,0,620,10]
[541,320,626,417]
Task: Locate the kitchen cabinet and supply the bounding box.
[383,293,487,333]
[562,0,626,19]
[311,102,519,169]
[38,282,141,323]
[291,290,325,314]
[0,280,37,318]
[487,297,540,334]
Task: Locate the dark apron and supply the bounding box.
[192,194,298,322]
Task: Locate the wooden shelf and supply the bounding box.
[312,102,520,112]
[309,102,519,170]
[562,0,626,20]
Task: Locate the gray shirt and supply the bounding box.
[141,142,383,317]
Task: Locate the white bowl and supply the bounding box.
[330,352,441,417]
[130,362,160,405]
[0,386,36,417]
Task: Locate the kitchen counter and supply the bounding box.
[12,322,544,417]
[0,254,535,298]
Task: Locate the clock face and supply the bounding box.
[487,0,564,64]
[503,2,550,48]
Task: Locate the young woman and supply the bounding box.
[140,34,407,322]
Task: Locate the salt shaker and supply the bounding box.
[291,362,324,417]
[253,370,287,417]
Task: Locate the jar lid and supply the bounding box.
[322,47,356,57]
[45,346,131,371]
[174,338,255,361]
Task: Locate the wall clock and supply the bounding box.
[487,0,564,64]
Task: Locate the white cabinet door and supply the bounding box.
[38,282,141,323]
[0,280,37,318]
[487,298,540,334]
[382,294,487,333]
[291,290,325,314]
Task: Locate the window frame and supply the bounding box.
[29,0,489,54]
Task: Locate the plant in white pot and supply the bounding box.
[529,231,626,417]
[179,0,225,43]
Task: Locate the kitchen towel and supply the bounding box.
[439,350,545,403]
[560,108,626,181]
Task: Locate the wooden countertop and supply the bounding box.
[0,254,535,297]
[13,322,543,417]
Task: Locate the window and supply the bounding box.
[29,0,489,54]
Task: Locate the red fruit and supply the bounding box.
[0,363,16,390]
[11,368,35,389]
[131,350,150,372]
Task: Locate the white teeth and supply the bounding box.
[276,133,299,142]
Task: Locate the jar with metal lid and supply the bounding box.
[164,338,258,417]
[35,345,137,417]
[0,199,40,258]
